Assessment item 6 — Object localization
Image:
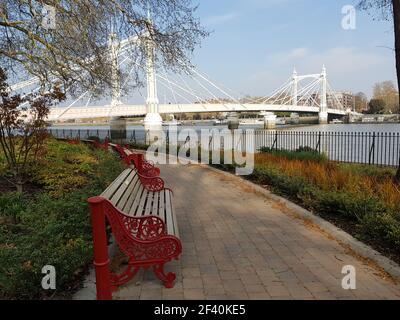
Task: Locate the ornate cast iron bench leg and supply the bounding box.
[110,263,140,290]
[153,263,177,289]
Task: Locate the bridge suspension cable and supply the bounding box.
[10,31,348,121]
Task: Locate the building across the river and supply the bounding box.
[329,91,354,110]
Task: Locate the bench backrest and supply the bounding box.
[101,168,144,214]
[110,144,146,171]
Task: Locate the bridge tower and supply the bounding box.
[143,14,163,131]
[292,68,298,106]
[109,30,128,143]
[319,65,328,124]
[109,31,122,106]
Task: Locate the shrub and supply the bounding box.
[30,139,123,198]
[251,166,309,201]
[258,147,328,163]
[359,213,400,248]
[0,193,27,224]
[126,142,150,151]
[87,136,101,143]
[302,189,387,221]
[0,190,94,299]
[243,151,400,254]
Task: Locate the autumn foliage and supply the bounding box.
[0,67,65,192]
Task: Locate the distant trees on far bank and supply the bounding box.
[372,81,399,113]
[360,80,400,115]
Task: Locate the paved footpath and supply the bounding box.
[113,164,400,300]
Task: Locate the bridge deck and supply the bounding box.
[46,103,345,121]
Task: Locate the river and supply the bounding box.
[49,122,400,135]
[48,123,400,167]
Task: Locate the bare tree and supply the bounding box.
[0,1,208,96]
[0,67,65,192]
[373,80,399,113]
[358,0,400,181]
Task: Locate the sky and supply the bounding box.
[189,0,396,99]
[13,0,396,106]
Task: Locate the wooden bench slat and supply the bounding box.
[171,200,179,238]
[101,168,131,198]
[101,169,132,199]
[110,170,136,208]
[136,188,149,216]
[164,191,175,235]
[144,191,154,216]
[159,190,165,221]
[115,171,139,211]
[121,175,141,212]
[152,192,159,218]
[128,183,145,216]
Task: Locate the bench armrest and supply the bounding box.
[142,160,159,173]
[142,167,161,177]
[112,144,129,161]
[137,173,165,192]
[90,197,167,241]
[136,235,182,261]
[122,215,167,241]
[143,159,155,167]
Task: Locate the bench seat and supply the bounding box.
[88,165,181,299]
[101,168,178,237]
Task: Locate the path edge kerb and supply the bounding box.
[203,164,400,280]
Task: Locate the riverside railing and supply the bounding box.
[47,128,400,167]
[253,130,400,167]
[48,128,149,145]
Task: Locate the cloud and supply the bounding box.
[269,46,386,75]
[258,46,396,96]
[203,12,239,26]
[283,47,309,61]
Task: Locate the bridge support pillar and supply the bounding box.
[319,65,328,125]
[318,111,328,124]
[110,117,127,144]
[144,113,163,144]
[263,112,277,129]
[227,112,239,130]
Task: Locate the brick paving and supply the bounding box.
[113,164,400,300]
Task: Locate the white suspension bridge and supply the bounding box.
[11,25,351,129]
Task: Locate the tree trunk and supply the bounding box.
[16,184,23,193]
[393,0,400,182]
[16,178,23,193]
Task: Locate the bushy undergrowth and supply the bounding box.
[126,142,150,151]
[0,138,124,299]
[259,146,328,162]
[218,149,400,253]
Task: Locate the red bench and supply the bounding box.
[111,143,161,177]
[88,159,181,300]
[92,139,110,151]
[67,138,80,145]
